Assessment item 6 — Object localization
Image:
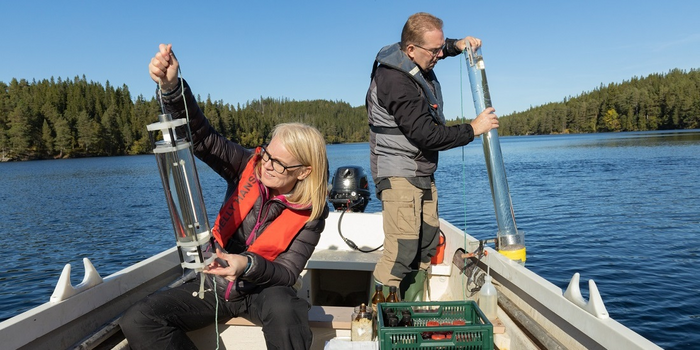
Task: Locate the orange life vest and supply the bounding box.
[211,149,311,261]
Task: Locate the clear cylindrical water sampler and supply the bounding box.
[147,113,215,271]
[465,46,526,265]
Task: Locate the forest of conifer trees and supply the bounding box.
[1,68,698,161]
[0,76,368,161]
[495,68,700,135]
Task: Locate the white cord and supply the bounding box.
[213,276,220,350]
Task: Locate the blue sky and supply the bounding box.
[2,1,699,120]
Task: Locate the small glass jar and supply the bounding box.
[351,303,373,341]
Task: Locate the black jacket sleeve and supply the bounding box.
[158,79,252,183]
[375,66,475,151]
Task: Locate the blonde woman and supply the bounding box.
[120,44,329,350]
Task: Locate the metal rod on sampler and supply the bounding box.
[464,45,526,265]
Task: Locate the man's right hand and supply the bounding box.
[470,107,499,136]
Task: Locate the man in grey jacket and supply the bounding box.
[366,12,499,300]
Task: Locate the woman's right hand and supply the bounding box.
[149,43,179,91]
[203,249,248,282]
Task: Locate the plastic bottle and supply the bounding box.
[431,233,446,264]
[478,274,498,320]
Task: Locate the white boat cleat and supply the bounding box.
[563,272,609,319]
[50,258,103,302]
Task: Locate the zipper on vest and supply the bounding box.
[246,199,273,247]
[224,280,235,301]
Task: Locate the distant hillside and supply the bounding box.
[2,68,699,161]
[496,68,700,135]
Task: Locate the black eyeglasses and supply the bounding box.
[260,146,305,174]
[413,43,445,58]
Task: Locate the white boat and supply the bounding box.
[0,207,661,350]
[1,52,663,348]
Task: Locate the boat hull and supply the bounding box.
[0,212,661,350]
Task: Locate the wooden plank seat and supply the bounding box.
[224,250,381,330]
[224,305,354,330]
[306,249,382,271]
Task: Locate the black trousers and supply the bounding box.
[120,277,312,349]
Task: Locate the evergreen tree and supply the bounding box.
[42,119,54,155]
[0,124,8,160]
[77,110,102,154]
[8,104,32,159]
[53,117,72,158]
[100,104,122,156]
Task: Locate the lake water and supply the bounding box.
[1,130,699,349]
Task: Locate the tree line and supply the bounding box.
[1,68,699,161]
[492,68,700,135]
[0,76,368,161]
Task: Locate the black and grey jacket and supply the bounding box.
[159,80,327,301]
[366,40,476,186]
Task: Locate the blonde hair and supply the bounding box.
[400,12,444,50]
[258,123,328,221]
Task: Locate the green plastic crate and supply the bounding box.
[377,300,493,350]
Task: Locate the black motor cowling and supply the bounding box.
[328,166,371,212]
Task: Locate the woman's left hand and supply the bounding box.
[203,249,248,282]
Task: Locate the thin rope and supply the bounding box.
[459,50,471,300]
[157,80,166,114]
[177,65,192,128]
[459,51,469,233]
[213,276,220,349]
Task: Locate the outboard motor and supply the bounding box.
[328,166,371,212]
